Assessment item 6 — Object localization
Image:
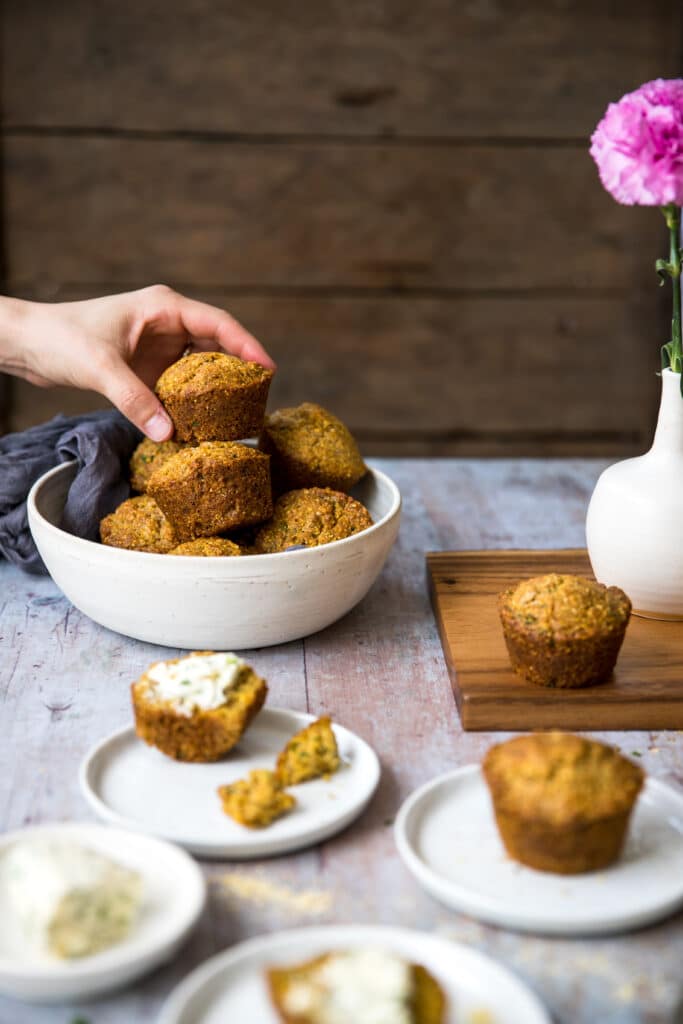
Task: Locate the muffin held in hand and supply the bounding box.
[276,717,340,785]
[260,402,366,494]
[218,769,296,828]
[169,537,242,557]
[483,732,644,874]
[255,488,373,553]
[100,495,178,553]
[148,442,272,542]
[129,438,187,493]
[155,351,273,443]
[268,948,447,1024]
[498,573,631,688]
[131,651,267,762]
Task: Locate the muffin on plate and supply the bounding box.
[129,438,187,494]
[276,717,340,785]
[260,402,366,494]
[99,495,178,554]
[482,732,644,874]
[155,351,273,443]
[169,537,242,557]
[218,769,296,828]
[131,651,267,762]
[255,488,372,553]
[498,573,631,688]
[267,948,446,1024]
[147,442,272,542]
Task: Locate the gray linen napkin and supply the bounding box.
[0,411,141,575]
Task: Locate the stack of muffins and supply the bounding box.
[100,352,373,556]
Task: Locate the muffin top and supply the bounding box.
[129,438,187,493]
[148,441,268,487]
[499,573,631,640]
[169,537,242,557]
[483,732,644,826]
[255,487,373,552]
[261,402,366,487]
[100,495,177,553]
[155,352,272,400]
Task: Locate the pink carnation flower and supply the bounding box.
[590,79,683,205]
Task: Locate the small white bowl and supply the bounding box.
[0,822,206,1004]
[28,462,400,649]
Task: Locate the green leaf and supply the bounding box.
[662,342,673,370]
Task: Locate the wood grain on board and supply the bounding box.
[3,136,659,291]
[2,0,678,137]
[427,548,683,731]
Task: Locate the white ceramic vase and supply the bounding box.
[586,368,683,619]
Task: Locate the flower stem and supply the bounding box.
[664,204,682,373]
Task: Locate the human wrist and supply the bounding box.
[0,296,37,376]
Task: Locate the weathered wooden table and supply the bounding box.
[2,459,682,1024]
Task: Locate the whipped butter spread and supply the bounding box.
[2,839,142,959]
[283,948,413,1024]
[147,652,245,715]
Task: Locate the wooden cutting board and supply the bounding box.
[427,548,683,732]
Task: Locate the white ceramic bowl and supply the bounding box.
[28,462,401,649]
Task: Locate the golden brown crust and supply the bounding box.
[169,537,242,556]
[218,769,296,828]
[155,352,273,443]
[267,954,446,1024]
[147,442,273,542]
[99,495,178,553]
[259,403,366,494]
[483,732,644,874]
[131,657,267,762]
[255,488,372,553]
[129,438,187,493]
[498,574,631,688]
[276,717,340,786]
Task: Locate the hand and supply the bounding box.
[0,285,276,440]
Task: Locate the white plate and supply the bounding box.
[80,709,380,858]
[158,923,550,1024]
[395,765,683,936]
[0,822,206,1003]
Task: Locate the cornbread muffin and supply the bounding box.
[99,495,178,553]
[169,537,242,557]
[483,732,644,874]
[155,351,273,443]
[276,717,340,785]
[268,949,446,1024]
[131,651,267,762]
[498,573,631,688]
[147,442,272,542]
[218,769,296,828]
[255,488,373,553]
[129,438,187,493]
[260,402,366,494]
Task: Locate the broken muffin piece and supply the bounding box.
[218,769,296,828]
[276,716,341,786]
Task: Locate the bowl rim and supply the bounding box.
[28,460,401,564]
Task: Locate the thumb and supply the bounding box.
[102,360,174,441]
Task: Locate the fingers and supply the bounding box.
[101,357,174,441]
[143,287,276,370]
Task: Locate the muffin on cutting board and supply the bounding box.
[131,651,267,762]
[482,732,644,874]
[267,947,446,1024]
[498,573,631,688]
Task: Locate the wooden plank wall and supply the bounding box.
[0,1,680,454]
